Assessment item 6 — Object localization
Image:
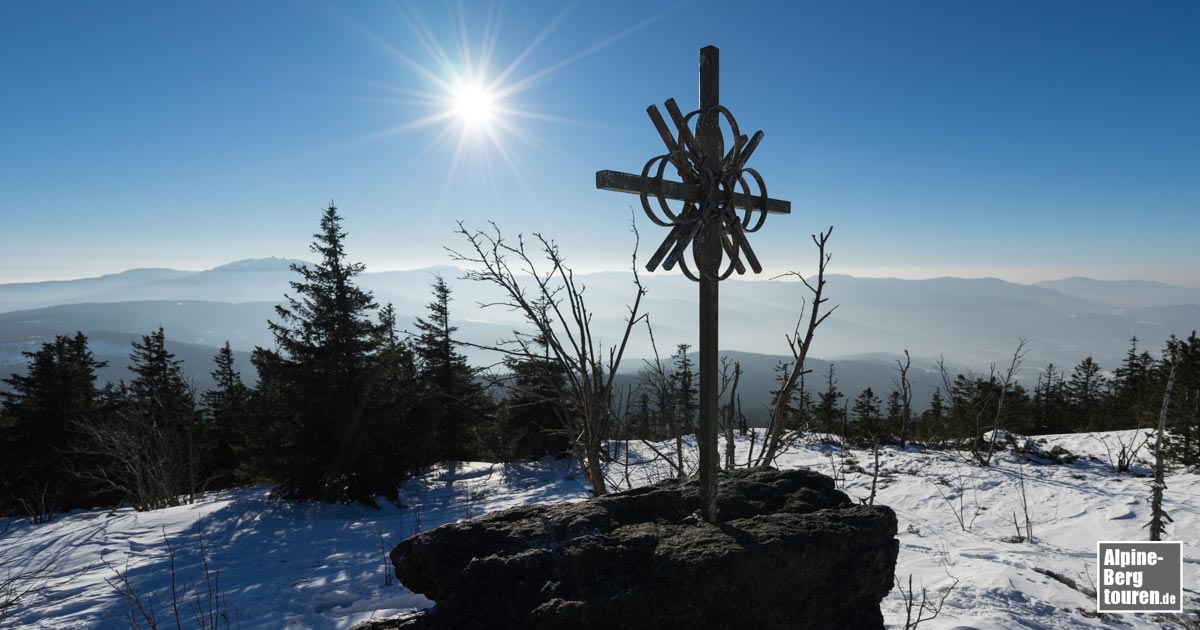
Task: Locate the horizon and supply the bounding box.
[5,255,1200,290]
[3,2,1198,286]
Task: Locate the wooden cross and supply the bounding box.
[595,46,791,521]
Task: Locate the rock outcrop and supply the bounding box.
[357,467,898,630]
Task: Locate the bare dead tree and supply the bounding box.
[936,356,983,456]
[895,350,913,446]
[935,355,999,466]
[755,227,836,466]
[982,339,1030,466]
[723,360,742,470]
[635,317,688,477]
[447,220,648,496]
[1015,461,1034,542]
[1149,353,1177,541]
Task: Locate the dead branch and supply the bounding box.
[446,214,648,496]
[756,227,836,466]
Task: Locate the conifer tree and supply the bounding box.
[1113,336,1154,428]
[794,371,813,431]
[126,328,194,422]
[363,303,423,479]
[256,203,386,502]
[0,332,105,516]
[672,344,697,434]
[1163,332,1200,467]
[923,388,946,442]
[127,327,200,505]
[500,337,571,460]
[413,274,494,461]
[852,387,883,443]
[814,363,844,436]
[72,328,200,510]
[201,342,248,486]
[886,390,903,438]
[1067,356,1107,430]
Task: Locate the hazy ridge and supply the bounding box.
[2,259,1197,417]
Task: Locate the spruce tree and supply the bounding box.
[1160,333,1200,468]
[257,203,385,502]
[1067,357,1107,430]
[886,390,903,438]
[413,274,494,461]
[0,332,105,516]
[201,342,249,487]
[924,388,946,441]
[672,344,697,433]
[814,363,844,436]
[852,387,882,443]
[127,327,192,417]
[795,371,813,431]
[363,303,423,481]
[127,327,200,506]
[1113,336,1154,428]
[500,337,571,461]
[1033,363,1070,434]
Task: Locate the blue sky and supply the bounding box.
[1,1,1197,285]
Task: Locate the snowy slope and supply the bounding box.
[1,432,1196,629]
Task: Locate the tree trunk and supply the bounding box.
[585,442,608,497]
[724,362,741,470]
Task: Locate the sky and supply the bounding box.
[1,1,1197,285]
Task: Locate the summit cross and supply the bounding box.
[595,45,791,521]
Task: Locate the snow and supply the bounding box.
[1,432,1196,629]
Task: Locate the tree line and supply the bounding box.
[0,205,567,517]
[755,335,1200,468]
[2,205,1197,520]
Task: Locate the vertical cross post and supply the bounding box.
[696,45,721,522]
[595,44,791,521]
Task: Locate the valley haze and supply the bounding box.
[2,258,1196,420]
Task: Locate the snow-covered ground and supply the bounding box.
[1,431,1196,629]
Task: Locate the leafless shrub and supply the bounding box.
[103,525,239,630]
[377,525,393,588]
[1091,430,1149,473]
[0,520,80,626]
[16,482,57,525]
[896,571,960,629]
[931,469,980,532]
[448,218,648,496]
[70,392,202,511]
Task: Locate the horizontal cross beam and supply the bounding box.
[596,170,791,215]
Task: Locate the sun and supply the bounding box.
[347,2,681,202]
[450,81,497,129]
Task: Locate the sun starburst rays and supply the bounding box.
[342,1,684,206]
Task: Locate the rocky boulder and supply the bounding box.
[356,467,898,630]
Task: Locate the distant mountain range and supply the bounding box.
[1,259,1196,416]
